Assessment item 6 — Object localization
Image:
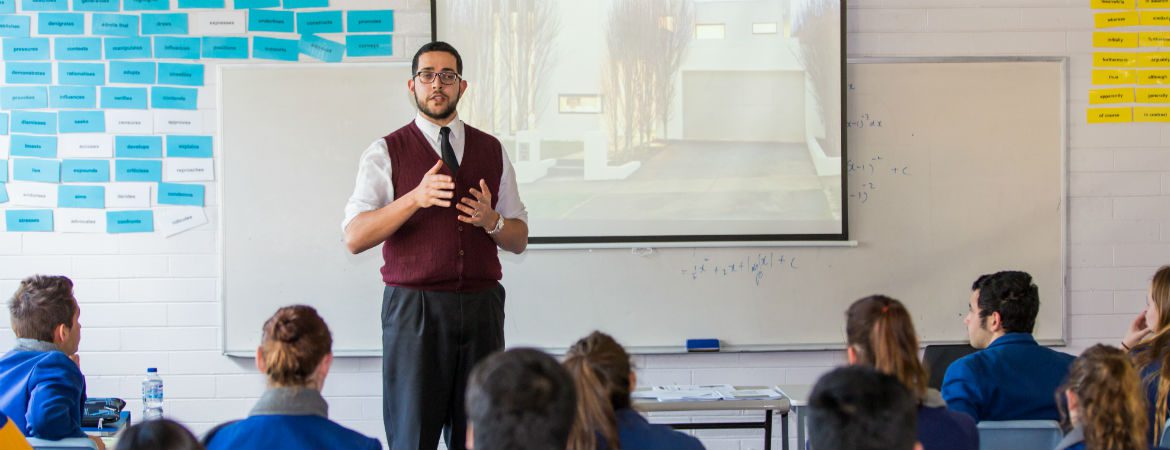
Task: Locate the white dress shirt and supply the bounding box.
[342,114,528,232]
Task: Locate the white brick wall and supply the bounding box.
[1,0,1166,449]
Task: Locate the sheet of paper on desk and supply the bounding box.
[725,388,782,399]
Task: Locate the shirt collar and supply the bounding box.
[13,338,60,353]
[986,332,1038,349]
[413,113,464,144]
[249,387,329,418]
[1053,425,1084,450]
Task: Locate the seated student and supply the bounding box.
[202,305,380,450]
[115,419,203,450]
[0,411,32,450]
[465,348,576,450]
[1054,344,1169,450]
[941,271,1075,422]
[562,331,705,450]
[0,275,105,450]
[809,366,922,450]
[1121,265,1170,445]
[845,296,977,450]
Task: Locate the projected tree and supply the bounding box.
[791,0,841,157]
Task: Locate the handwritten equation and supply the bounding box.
[846,112,884,129]
[846,153,911,204]
[681,253,798,286]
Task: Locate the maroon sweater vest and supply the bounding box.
[380,122,503,292]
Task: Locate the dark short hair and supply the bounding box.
[466,348,576,450]
[9,275,77,342]
[973,271,1039,333]
[809,366,918,450]
[115,419,204,450]
[412,41,463,75]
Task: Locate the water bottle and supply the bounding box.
[142,368,164,420]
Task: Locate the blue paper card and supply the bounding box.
[282,0,323,8]
[233,0,277,8]
[109,61,156,84]
[249,9,294,32]
[115,135,162,157]
[105,37,153,59]
[346,34,391,57]
[61,159,111,182]
[157,182,203,206]
[92,14,139,37]
[3,38,50,61]
[0,15,31,37]
[0,161,7,182]
[38,13,85,35]
[151,87,196,110]
[58,185,105,208]
[347,10,392,33]
[54,38,102,60]
[299,34,343,62]
[58,111,104,133]
[296,11,342,34]
[11,111,57,134]
[50,86,97,108]
[142,13,188,34]
[154,37,200,59]
[101,87,149,109]
[107,210,153,233]
[10,135,56,158]
[7,210,53,232]
[178,0,221,7]
[202,37,247,59]
[0,0,15,13]
[252,36,297,61]
[73,0,120,12]
[21,0,67,11]
[115,159,162,182]
[57,63,105,85]
[1,86,48,109]
[5,62,52,84]
[166,135,211,157]
[13,158,61,183]
[124,0,169,11]
[157,63,203,86]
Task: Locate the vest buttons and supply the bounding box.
[458,226,463,232]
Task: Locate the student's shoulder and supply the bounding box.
[27,352,82,378]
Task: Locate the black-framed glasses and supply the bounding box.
[415,71,461,85]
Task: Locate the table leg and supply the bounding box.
[781,412,789,450]
[764,409,773,450]
[796,405,806,450]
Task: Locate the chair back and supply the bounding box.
[923,344,978,390]
[976,420,1063,450]
[25,437,98,450]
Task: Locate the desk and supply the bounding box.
[775,384,811,449]
[633,386,791,450]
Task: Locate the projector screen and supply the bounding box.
[436,0,845,243]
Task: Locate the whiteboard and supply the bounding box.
[220,58,1068,355]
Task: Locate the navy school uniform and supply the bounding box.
[941,333,1075,422]
[203,387,381,450]
[0,339,87,440]
[917,389,978,450]
[1055,426,1170,450]
[616,408,705,450]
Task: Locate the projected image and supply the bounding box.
[439,0,843,241]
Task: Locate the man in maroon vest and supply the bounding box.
[342,41,529,450]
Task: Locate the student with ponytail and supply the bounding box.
[203,305,381,450]
[563,331,705,450]
[845,295,978,450]
[1121,265,1170,445]
[1054,344,1165,450]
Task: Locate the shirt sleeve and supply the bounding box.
[940,360,982,423]
[342,140,395,232]
[25,355,86,440]
[495,149,529,224]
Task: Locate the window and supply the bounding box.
[695,24,725,40]
[559,94,602,114]
[753,22,778,34]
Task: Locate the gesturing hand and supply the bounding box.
[457,179,498,229]
[410,160,455,209]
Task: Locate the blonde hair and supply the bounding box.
[562,331,632,450]
[1132,265,1170,442]
[1061,344,1147,450]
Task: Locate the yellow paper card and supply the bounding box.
[1090,88,1136,104]
[1139,69,1170,84]
[1087,107,1133,123]
[1094,0,1135,8]
[1137,88,1170,102]
[1134,106,1170,121]
[1140,52,1170,67]
[1096,32,1139,48]
[1140,32,1170,47]
[1141,11,1170,25]
[1096,11,1140,27]
[1137,0,1170,7]
[1094,69,1137,84]
[1095,52,1140,67]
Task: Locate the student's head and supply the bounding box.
[8,275,81,354]
[1059,344,1147,450]
[562,331,633,450]
[965,271,1039,348]
[845,295,928,399]
[465,348,576,450]
[1144,265,1170,333]
[809,366,921,450]
[409,41,467,122]
[255,305,333,389]
[114,419,204,450]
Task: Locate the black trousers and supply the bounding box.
[381,283,505,450]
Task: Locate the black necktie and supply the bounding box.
[439,126,458,174]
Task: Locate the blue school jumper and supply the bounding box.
[0,339,87,440]
[941,333,1075,422]
[204,387,381,450]
[616,408,705,450]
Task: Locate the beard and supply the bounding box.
[415,90,460,121]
